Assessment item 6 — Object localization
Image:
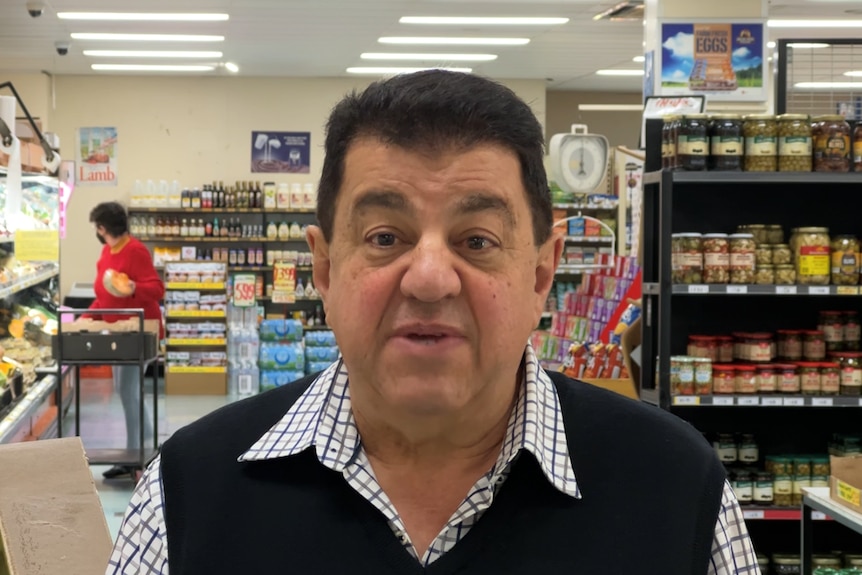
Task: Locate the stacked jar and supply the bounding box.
[729,233,756,284]
[790,227,831,286]
[831,235,860,286]
[777,114,813,172]
[739,224,791,285]
[703,234,730,284]
[671,233,703,284]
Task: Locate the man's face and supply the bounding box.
[307,139,562,419]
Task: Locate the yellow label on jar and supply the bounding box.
[799,245,830,276]
[779,136,812,156]
[745,136,777,156]
[711,137,742,156]
[816,134,851,160]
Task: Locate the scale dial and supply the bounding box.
[549,127,610,195]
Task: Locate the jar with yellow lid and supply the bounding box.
[743,114,778,171]
[791,227,830,286]
[813,114,851,172]
[777,114,813,172]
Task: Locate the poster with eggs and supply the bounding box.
[251,131,310,173]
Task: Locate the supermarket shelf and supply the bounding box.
[129,207,316,214]
[157,264,313,272]
[0,375,56,444]
[669,172,862,186]
[672,395,862,407]
[556,264,610,275]
[167,366,226,374]
[553,201,619,210]
[565,236,614,243]
[257,296,322,302]
[166,338,226,346]
[166,310,225,318]
[804,487,862,535]
[165,282,225,290]
[0,266,59,300]
[671,284,860,296]
[643,170,662,185]
[139,236,270,243]
[742,507,829,521]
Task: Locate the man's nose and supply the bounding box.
[399,235,462,303]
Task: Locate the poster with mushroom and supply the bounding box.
[250,131,310,173]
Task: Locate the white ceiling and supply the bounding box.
[0,0,860,92]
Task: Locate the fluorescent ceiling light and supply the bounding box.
[788,43,831,49]
[844,71,862,77]
[58,12,228,21]
[795,81,862,89]
[361,52,496,61]
[768,19,862,28]
[71,33,224,42]
[399,16,567,25]
[632,55,645,63]
[767,41,776,49]
[596,69,644,76]
[224,62,239,73]
[92,64,215,71]
[347,66,473,75]
[83,50,223,58]
[379,37,529,46]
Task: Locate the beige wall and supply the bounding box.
[546,90,642,149]
[48,75,545,296]
[0,72,52,132]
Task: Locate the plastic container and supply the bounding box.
[777,114,813,172]
[743,114,778,172]
[813,114,851,173]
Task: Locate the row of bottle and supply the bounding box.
[131,215,266,238]
[227,303,260,398]
[182,181,263,210]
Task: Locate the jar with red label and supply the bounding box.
[819,310,845,352]
[703,234,730,284]
[798,362,822,395]
[777,329,803,361]
[735,365,758,394]
[729,233,756,284]
[747,333,774,362]
[803,330,826,361]
[713,365,736,394]
[716,336,735,363]
[687,335,717,361]
[777,364,801,393]
[841,353,862,395]
[756,364,778,393]
[731,332,747,361]
[820,362,841,395]
[693,358,712,394]
[845,311,861,351]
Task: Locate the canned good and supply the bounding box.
[773,476,793,507]
[813,114,851,173]
[678,114,710,171]
[671,356,695,395]
[738,434,759,463]
[846,311,861,350]
[772,243,792,265]
[733,469,753,503]
[687,335,717,361]
[709,114,743,171]
[714,433,737,463]
[754,264,775,285]
[831,235,860,286]
[693,357,712,394]
[841,352,862,395]
[755,244,773,266]
[754,472,774,504]
[672,233,704,284]
[777,113,813,172]
[819,310,845,351]
[799,362,822,395]
[766,225,785,245]
[756,364,778,393]
[778,364,801,393]
[716,336,735,363]
[729,233,756,284]
[775,263,797,285]
[778,330,803,361]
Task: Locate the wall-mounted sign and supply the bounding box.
[251,131,310,173]
[76,127,118,186]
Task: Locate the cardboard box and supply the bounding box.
[62,318,160,336]
[0,438,112,574]
[166,371,227,395]
[830,454,862,513]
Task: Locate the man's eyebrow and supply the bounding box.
[455,193,515,227]
[351,190,415,216]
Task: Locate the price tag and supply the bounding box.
[761,397,783,406]
[837,286,860,296]
[775,286,797,295]
[743,510,765,520]
[737,396,760,406]
[858,398,862,407]
[783,397,805,406]
[712,396,734,406]
[812,511,827,521]
[273,262,297,290]
[688,284,709,294]
[726,285,748,294]
[673,396,700,406]
[812,397,834,407]
[809,286,830,295]
[232,274,256,307]
[271,290,297,304]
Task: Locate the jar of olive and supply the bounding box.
[777,114,813,172]
[831,235,860,285]
[677,114,709,171]
[755,264,775,285]
[743,114,778,171]
[845,310,861,350]
[703,234,730,283]
[740,224,769,246]
[791,227,831,286]
[813,114,852,172]
[800,363,822,395]
[841,352,862,395]
[755,245,773,266]
[729,233,756,284]
[754,472,774,504]
[709,114,743,171]
[775,264,796,285]
[766,225,785,244]
[671,233,704,284]
[772,244,792,265]
[662,115,679,170]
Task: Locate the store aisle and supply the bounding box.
[68,375,234,540]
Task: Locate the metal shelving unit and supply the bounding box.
[802,487,862,573]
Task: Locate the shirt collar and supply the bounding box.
[238,343,580,499]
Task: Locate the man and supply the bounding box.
[108,71,758,574]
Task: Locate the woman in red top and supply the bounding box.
[87,202,164,478]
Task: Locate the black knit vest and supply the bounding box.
[161,372,725,574]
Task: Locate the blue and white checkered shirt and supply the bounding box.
[106,343,760,574]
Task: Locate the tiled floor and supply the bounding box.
[67,376,234,540]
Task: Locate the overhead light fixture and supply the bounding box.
[767,41,776,49]
[71,33,225,42]
[347,66,473,75]
[378,37,529,46]
[632,55,645,63]
[361,52,497,61]
[593,1,644,21]
[398,16,567,25]
[788,42,831,49]
[768,19,862,28]
[795,81,862,89]
[224,62,239,73]
[58,12,229,21]
[596,69,644,76]
[83,50,223,58]
[91,64,215,71]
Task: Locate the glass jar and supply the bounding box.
[766,225,785,245]
[773,555,800,574]
[774,477,794,508]
[733,469,754,503]
[662,114,679,170]
[770,456,792,476]
[738,433,759,463]
[778,330,803,361]
[743,114,778,172]
[812,556,842,572]
[671,233,704,284]
[714,433,737,463]
[855,121,862,172]
[812,456,831,477]
[702,234,730,284]
[831,235,860,286]
[736,364,758,393]
[754,472,774,504]
[740,224,769,246]
[687,335,717,361]
[729,233,756,284]
[820,362,841,395]
[747,334,774,363]
[671,356,695,395]
[709,114,743,171]
[841,352,862,395]
[713,365,736,394]
[755,264,775,285]
[716,336,735,363]
[813,114,851,172]
[799,362,822,395]
[755,244,773,266]
[693,357,712,394]
[678,114,710,171]
[772,244,792,265]
[845,311,861,351]
[775,264,797,285]
[804,330,826,361]
[757,364,778,393]
[778,364,801,393]
[819,310,845,352]
[777,113,813,172]
[791,227,831,286]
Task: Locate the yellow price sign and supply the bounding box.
[273,262,296,290]
[838,479,862,507]
[15,230,59,262]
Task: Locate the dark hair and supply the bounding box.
[317,70,552,245]
[89,202,128,237]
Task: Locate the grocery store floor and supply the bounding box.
[66,375,234,541]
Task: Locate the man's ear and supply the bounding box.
[306,225,331,307]
[534,227,564,315]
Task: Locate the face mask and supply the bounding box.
[96,232,106,245]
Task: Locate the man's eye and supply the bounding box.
[371,233,397,247]
[466,236,492,250]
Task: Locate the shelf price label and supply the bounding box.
[761,397,783,407]
[726,285,748,294]
[837,286,860,296]
[775,286,798,295]
[672,396,700,406]
[742,510,765,520]
[712,397,734,406]
[688,285,709,294]
[811,397,834,407]
[737,396,760,406]
[272,262,297,304]
[233,274,257,307]
[811,511,828,521]
[783,397,805,407]
[809,286,830,295]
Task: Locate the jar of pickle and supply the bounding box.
[712,365,736,394]
[778,364,801,393]
[703,233,730,283]
[743,114,778,172]
[777,114,813,172]
[755,244,773,266]
[740,224,769,246]
[754,471,774,504]
[855,121,862,172]
[755,264,775,285]
[841,352,862,395]
[773,477,793,507]
[845,310,861,350]
[813,114,851,172]
[812,456,831,477]
[671,233,704,284]
[662,115,679,170]
[671,356,695,395]
[820,362,841,395]
[799,362,822,395]
[736,364,757,393]
[692,357,712,394]
[775,264,797,285]
[831,235,860,285]
[766,225,785,245]
[716,336,735,363]
[773,555,800,575]
[709,114,743,171]
[678,114,709,171]
[756,364,778,393]
[729,233,756,284]
[819,310,845,352]
[772,244,792,265]
[791,227,831,286]
[804,330,826,361]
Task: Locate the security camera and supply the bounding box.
[26,0,45,18]
[55,41,70,56]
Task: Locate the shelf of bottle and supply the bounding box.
[138,236,307,243]
[129,207,316,214]
[257,296,322,303]
[157,264,313,272]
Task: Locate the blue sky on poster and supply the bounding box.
[661,23,763,82]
